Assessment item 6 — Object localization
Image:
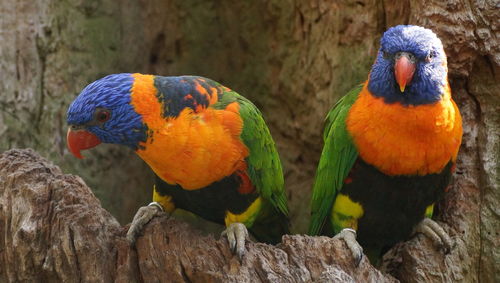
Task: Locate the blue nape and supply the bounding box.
[368,25,448,106]
[67,73,147,149]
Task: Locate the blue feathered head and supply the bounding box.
[66,73,147,158]
[368,25,448,105]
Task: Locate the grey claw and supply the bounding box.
[414,218,454,253]
[334,228,364,266]
[222,223,249,261]
[126,202,165,244]
[354,250,363,266]
[221,228,236,252]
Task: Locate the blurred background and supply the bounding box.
[0,1,498,270]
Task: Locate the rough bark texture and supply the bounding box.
[0,0,155,224]
[1,149,396,282]
[0,0,498,282]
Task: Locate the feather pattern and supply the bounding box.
[66,73,289,243]
[309,26,462,260]
[308,85,361,235]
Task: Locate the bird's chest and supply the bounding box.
[136,108,249,189]
[346,89,462,176]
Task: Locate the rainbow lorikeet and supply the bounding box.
[309,25,463,264]
[66,74,289,258]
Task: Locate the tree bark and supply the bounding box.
[1,149,395,282]
[0,147,494,282]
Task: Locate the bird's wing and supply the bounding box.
[238,96,288,216]
[308,84,362,235]
[213,87,288,217]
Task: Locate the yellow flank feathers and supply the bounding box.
[225,197,262,227]
[425,203,434,218]
[152,185,176,213]
[331,194,364,231]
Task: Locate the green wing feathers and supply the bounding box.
[213,88,288,217]
[308,85,362,235]
[238,98,289,217]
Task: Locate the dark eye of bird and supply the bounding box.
[96,109,111,123]
[426,51,436,62]
[383,51,391,59]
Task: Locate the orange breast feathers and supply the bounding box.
[346,82,462,176]
[130,74,249,190]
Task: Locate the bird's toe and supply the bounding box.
[222,222,249,261]
[126,202,165,244]
[414,218,454,253]
[335,228,364,266]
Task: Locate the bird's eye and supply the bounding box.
[426,51,436,62]
[95,109,111,123]
[383,51,390,59]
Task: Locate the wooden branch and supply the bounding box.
[0,149,392,282]
[0,149,481,282]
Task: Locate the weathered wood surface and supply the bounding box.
[0,148,495,282]
[1,149,394,282]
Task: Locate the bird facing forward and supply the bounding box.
[309,25,462,265]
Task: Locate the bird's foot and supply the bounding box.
[126,202,166,244]
[221,222,249,261]
[334,228,364,266]
[413,218,453,253]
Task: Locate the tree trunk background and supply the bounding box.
[0,0,498,282]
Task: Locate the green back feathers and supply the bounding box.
[213,87,288,217]
[308,85,362,235]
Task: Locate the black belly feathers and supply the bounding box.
[340,159,453,249]
[154,174,259,225]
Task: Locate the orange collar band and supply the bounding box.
[346,82,462,176]
[129,74,249,189]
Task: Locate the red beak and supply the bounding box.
[66,127,101,159]
[394,54,416,92]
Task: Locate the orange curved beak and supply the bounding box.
[394,54,416,92]
[66,127,101,159]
